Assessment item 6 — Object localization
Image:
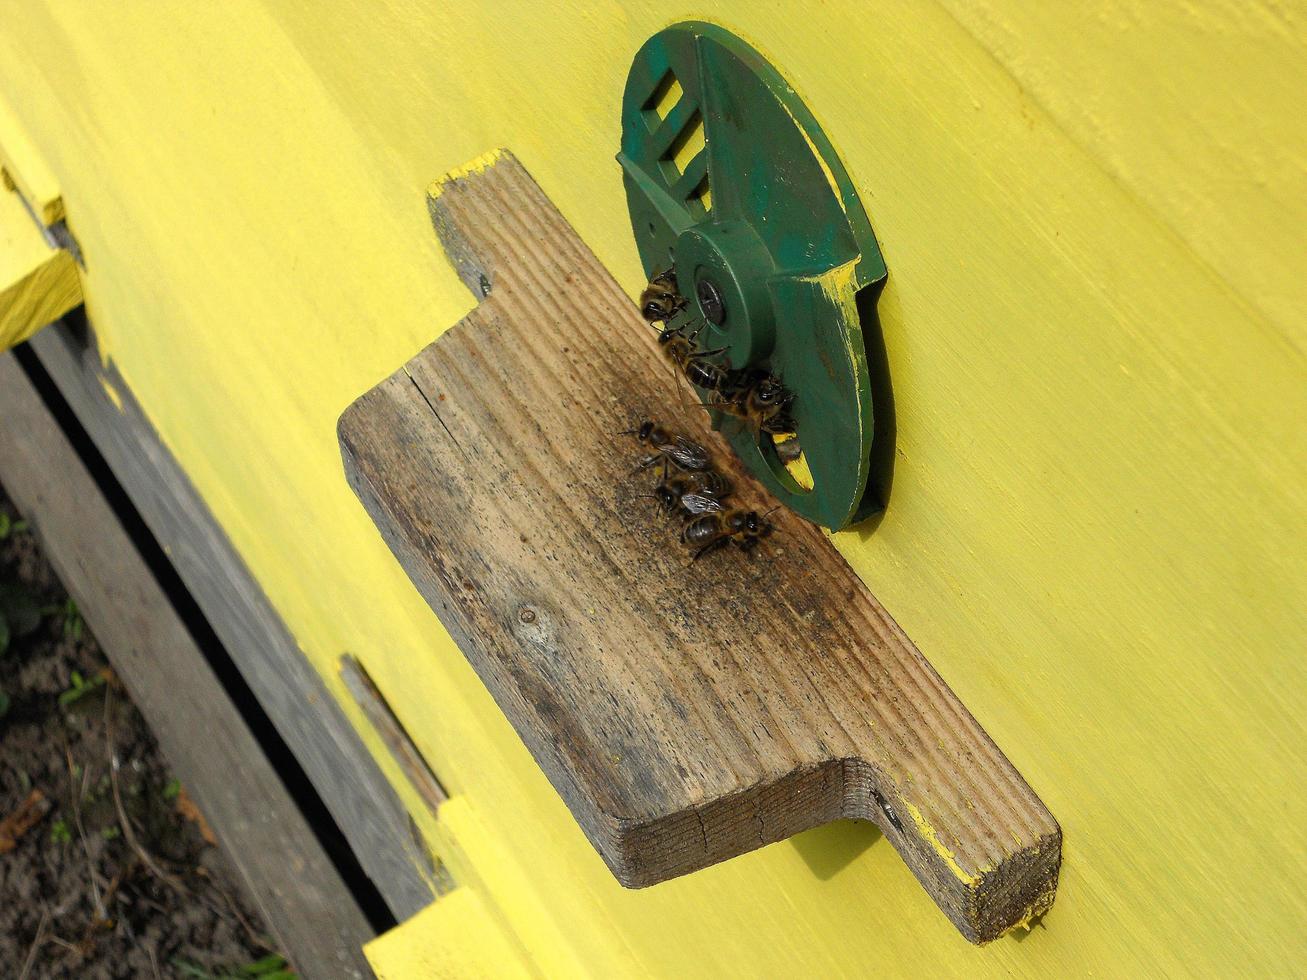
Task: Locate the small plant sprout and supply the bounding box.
[0,512,29,540]
[62,598,84,641]
[50,819,72,844]
[172,953,294,979]
[58,669,105,707]
[38,596,85,640]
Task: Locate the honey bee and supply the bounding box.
[657,324,733,394]
[640,268,686,323]
[639,459,733,517]
[774,434,803,464]
[622,420,711,472]
[708,372,796,436]
[681,504,778,560]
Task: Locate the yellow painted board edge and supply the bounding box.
[364,887,534,980]
[0,93,64,226]
[0,186,79,350]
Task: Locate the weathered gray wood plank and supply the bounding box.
[0,352,372,979]
[26,323,435,921]
[338,152,1060,943]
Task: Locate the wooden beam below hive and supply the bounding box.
[27,322,437,923]
[0,353,374,979]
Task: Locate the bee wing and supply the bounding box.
[664,436,710,470]
[680,493,724,515]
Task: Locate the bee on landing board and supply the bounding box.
[680,504,778,561]
[622,421,780,563]
[635,458,733,519]
[622,419,712,472]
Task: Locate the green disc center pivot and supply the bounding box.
[676,221,775,368]
[617,22,889,530]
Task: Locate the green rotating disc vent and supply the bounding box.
[618,21,890,531]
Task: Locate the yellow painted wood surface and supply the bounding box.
[364,872,531,979]
[1,2,1304,975]
[0,183,79,350]
[0,91,64,226]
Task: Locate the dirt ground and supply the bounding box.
[0,486,289,979]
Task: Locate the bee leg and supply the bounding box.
[692,539,728,562]
[657,339,694,413]
[668,363,693,414]
[632,453,662,473]
[701,398,744,422]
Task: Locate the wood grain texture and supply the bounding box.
[26,323,437,922]
[0,353,373,980]
[339,152,1060,943]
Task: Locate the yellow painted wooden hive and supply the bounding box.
[2,3,1304,975]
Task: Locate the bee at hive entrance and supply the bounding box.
[617,21,894,531]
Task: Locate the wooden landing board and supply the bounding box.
[339,151,1060,943]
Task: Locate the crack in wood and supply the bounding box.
[404,367,464,457]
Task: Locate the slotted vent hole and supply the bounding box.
[690,173,712,214]
[644,71,683,125]
[667,111,706,177]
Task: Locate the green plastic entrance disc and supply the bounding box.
[618,22,889,531]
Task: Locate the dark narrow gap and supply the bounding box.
[851,281,896,530]
[11,340,398,934]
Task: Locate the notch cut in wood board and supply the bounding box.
[338,150,1060,943]
[341,654,450,819]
